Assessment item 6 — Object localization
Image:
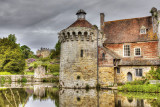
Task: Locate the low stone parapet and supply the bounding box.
[149,80,160,84]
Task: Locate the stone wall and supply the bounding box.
[59,27,104,88]
[99,67,114,87]
[117,66,152,83]
[0,74,56,82]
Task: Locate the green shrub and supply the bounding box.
[33,63,38,68]
[0,77,5,84]
[126,80,146,85]
[53,72,59,76]
[21,77,27,83]
[48,64,59,72]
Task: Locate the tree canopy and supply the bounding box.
[0,38,25,73]
[8,34,17,43]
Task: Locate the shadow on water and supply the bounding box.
[0,83,160,107]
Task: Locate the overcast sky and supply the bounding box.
[0,0,160,53]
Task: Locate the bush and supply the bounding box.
[48,64,59,72]
[53,72,59,76]
[126,80,146,85]
[21,77,27,83]
[146,66,160,80]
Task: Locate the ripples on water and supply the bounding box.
[0,83,160,107]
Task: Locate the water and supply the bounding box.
[0,83,160,107]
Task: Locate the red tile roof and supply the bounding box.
[103,16,158,44]
[68,19,93,28]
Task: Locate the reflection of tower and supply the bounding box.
[58,9,103,88]
[59,89,98,107]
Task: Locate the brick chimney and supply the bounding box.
[157,10,160,57]
[151,7,158,33]
[100,13,105,31]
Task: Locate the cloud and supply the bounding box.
[0,0,160,53]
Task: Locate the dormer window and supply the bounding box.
[140,26,146,34]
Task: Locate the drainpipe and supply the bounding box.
[97,29,99,86]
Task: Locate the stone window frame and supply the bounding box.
[116,67,120,74]
[123,45,130,57]
[140,26,146,34]
[135,68,143,77]
[134,48,141,56]
[102,53,105,60]
[80,49,83,57]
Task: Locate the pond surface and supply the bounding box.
[0,83,160,107]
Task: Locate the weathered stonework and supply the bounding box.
[36,48,50,58]
[99,67,114,87]
[59,8,160,88]
[117,66,152,83]
[59,27,99,88]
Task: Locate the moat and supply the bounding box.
[0,83,159,107]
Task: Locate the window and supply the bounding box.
[140,26,146,34]
[81,50,83,57]
[102,53,105,60]
[135,69,143,77]
[124,45,130,56]
[117,68,120,74]
[135,48,141,56]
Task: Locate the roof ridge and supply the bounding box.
[105,16,151,23]
[99,46,121,59]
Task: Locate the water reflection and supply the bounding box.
[0,83,160,107]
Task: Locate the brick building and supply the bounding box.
[59,7,160,88]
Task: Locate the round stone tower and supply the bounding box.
[58,9,102,88]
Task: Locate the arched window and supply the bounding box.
[102,53,105,60]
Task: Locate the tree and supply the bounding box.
[21,45,31,59]
[50,41,61,59]
[0,38,25,73]
[8,34,17,43]
[55,41,61,55]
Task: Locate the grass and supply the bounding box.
[118,84,160,93]
[52,72,59,76]
[118,92,160,99]
[0,72,12,75]
[24,72,34,75]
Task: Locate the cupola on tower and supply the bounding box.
[58,9,104,88]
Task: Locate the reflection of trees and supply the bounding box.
[33,87,59,107]
[0,87,59,107]
[147,99,160,107]
[0,88,30,107]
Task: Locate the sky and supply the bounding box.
[0,0,160,53]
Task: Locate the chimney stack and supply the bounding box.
[100,13,105,31]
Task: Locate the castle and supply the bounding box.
[36,47,50,58]
[58,7,160,88]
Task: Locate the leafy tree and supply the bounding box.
[21,45,31,59]
[50,41,61,59]
[146,66,160,80]
[0,38,25,73]
[8,34,16,43]
[55,41,61,55]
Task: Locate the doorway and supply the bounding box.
[127,72,132,82]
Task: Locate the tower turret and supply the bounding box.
[58,9,102,88]
[76,9,86,20]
